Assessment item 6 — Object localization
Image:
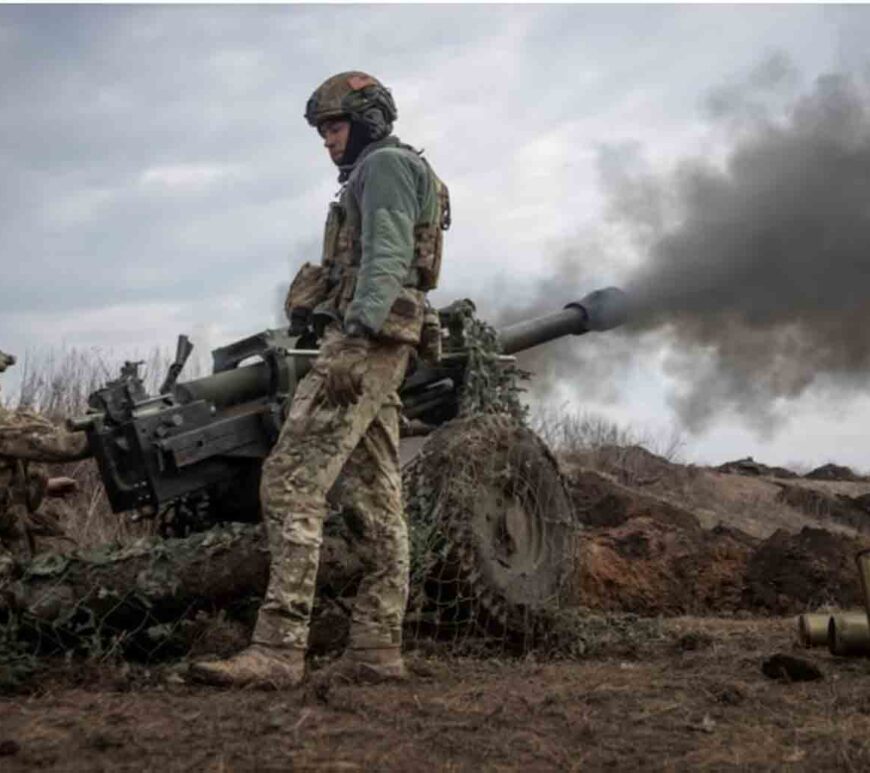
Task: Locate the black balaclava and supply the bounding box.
[336,105,395,181]
[339,119,374,169]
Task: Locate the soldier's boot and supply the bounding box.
[189,644,305,689]
[327,647,408,685]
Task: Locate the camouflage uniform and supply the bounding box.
[254,78,448,655]
[192,71,448,687]
[0,352,89,565]
[253,325,412,650]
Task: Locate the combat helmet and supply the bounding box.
[0,351,15,373]
[305,71,397,142]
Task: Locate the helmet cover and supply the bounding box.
[305,71,397,141]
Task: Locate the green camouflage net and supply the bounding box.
[0,523,267,680]
[455,309,529,422]
[402,413,577,655]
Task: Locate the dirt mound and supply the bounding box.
[776,483,870,533]
[566,469,700,532]
[572,518,756,615]
[563,466,870,616]
[564,444,699,492]
[745,527,870,613]
[563,467,758,614]
[716,457,797,479]
[805,463,863,482]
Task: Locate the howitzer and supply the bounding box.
[71,287,627,532]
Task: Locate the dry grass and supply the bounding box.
[531,409,688,488]
[531,408,686,461]
[3,347,200,547]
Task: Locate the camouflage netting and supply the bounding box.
[0,312,597,676]
[0,524,268,669]
[402,414,576,653]
[1,418,582,675]
[454,310,529,422]
[402,311,575,651]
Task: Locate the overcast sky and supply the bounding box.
[3,4,870,470]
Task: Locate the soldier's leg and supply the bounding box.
[191,331,411,687]
[253,335,412,653]
[188,368,357,687]
[335,395,409,652]
[251,369,365,651]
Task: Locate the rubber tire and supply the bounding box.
[403,414,575,639]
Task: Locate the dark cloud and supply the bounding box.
[0,5,518,320]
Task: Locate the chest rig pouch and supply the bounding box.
[323,198,360,310]
[412,164,451,292]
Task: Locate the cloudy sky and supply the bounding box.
[3,4,870,470]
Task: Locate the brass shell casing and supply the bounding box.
[828,611,870,656]
[797,613,832,648]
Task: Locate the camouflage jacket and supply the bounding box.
[289,136,447,347]
[0,405,89,522]
[343,137,445,334]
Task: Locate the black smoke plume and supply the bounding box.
[510,62,870,433]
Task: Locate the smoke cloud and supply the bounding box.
[623,67,870,430]
[511,60,870,434]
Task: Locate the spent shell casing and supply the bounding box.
[797,613,832,648]
[828,611,870,656]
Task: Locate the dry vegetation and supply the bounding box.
[4,347,196,546]
[534,409,870,540]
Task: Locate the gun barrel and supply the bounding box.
[497,307,588,355]
[177,361,272,408]
[175,349,320,409]
[497,286,628,355]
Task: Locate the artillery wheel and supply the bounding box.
[403,414,575,642]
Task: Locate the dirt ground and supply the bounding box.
[3,617,870,772]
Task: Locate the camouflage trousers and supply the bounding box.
[253,326,412,651]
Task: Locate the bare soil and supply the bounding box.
[3,618,870,771]
[7,449,870,771]
[565,466,870,615]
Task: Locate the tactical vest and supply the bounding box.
[318,147,450,345]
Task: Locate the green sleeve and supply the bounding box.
[345,149,421,334]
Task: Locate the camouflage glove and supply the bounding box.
[323,336,369,407]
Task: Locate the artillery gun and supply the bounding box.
[71,287,628,636]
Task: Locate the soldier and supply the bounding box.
[192,71,449,688]
[0,351,90,571]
